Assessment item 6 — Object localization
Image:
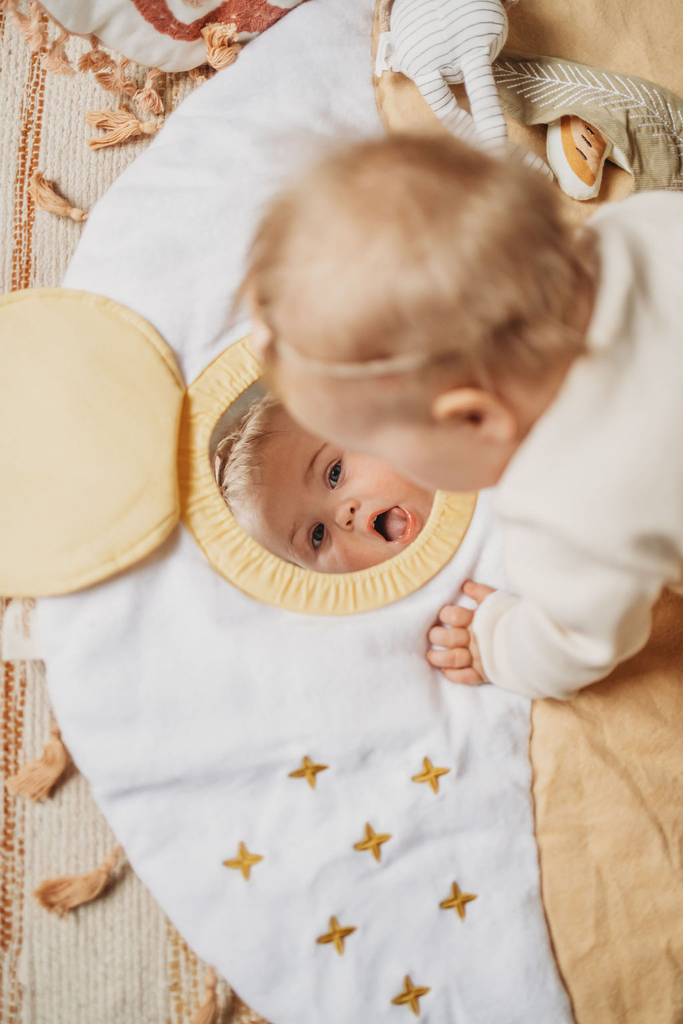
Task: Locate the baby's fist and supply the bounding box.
[426,581,495,686]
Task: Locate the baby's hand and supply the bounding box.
[426,581,496,686]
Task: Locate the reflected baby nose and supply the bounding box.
[335,501,357,529]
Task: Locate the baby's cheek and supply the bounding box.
[334,541,387,574]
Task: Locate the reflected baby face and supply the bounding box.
[240,410,434,573]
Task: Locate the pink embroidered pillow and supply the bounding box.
[38,0,309,72]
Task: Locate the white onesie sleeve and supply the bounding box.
[472,522,665,700]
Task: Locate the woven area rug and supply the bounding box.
[0,10,266,1023]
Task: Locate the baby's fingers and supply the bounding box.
[427,647,473,670]
[428,625,470,649]
[441,667,486,687]
[437,604,474,628]
[462,580,496,605]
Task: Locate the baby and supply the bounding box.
[237,133,683,700]
[214,395,434,573]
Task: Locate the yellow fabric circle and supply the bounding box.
[0,289,184,597]
[179,338,477,615]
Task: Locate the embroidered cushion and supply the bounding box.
[39,0,309,71]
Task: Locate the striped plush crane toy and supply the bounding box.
[377,0,551,176]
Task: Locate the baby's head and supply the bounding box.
[242,133,594,493]
[214,396,434,573]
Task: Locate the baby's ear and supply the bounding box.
[431,387,516,443]
[249,317,273,361]
[246,290,273,362]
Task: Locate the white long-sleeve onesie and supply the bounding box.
[473,193,683,700]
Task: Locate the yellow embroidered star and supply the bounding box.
[439,881,478,920]
[288,756,329,790]
[316,916,357,955]
[222,841,264,881]
[411,757,450,794]
[391,975,431,1016]
[353,822,392,862]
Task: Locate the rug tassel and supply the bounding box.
[201,22,242,71]
[78,35,115,74]
[7,719,69,800]
[85,106,161,149]
[191,968,219,1024]
[34,845,124,915]
[95,57,137,97]
[11,0,47,52]
[188,65,214,82]
[133,68,164,115]
[41,27,75,76]
[28,170,87,221]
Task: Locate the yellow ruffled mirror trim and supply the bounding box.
[178,338,477,615]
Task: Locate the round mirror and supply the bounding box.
[179,337,477,614]
[211,388,437,574]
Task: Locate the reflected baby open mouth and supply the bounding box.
[372,506,415,543]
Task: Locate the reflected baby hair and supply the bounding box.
[214,393,279,523]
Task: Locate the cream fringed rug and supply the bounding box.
[0,10,266,1023]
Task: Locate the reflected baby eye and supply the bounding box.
[311,523,325,548]
[328,461,342,488]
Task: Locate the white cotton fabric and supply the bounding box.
[474,193,683,701]
[37,1,572,1020]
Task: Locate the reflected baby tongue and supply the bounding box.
[379,506,407,542]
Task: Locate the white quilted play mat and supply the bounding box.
[32,0,573,1020]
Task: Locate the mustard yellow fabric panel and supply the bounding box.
[179,338,477,615]
[0,289,184,597]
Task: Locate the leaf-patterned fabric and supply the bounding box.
[495,53,683,192]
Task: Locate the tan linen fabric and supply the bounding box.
[0,10,267,1022]
[504,0,683,96]
[531,592,683,1024]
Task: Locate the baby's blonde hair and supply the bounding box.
[214,395,280,518]
[241,133,588,406]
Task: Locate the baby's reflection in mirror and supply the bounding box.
[213,395,434,573]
